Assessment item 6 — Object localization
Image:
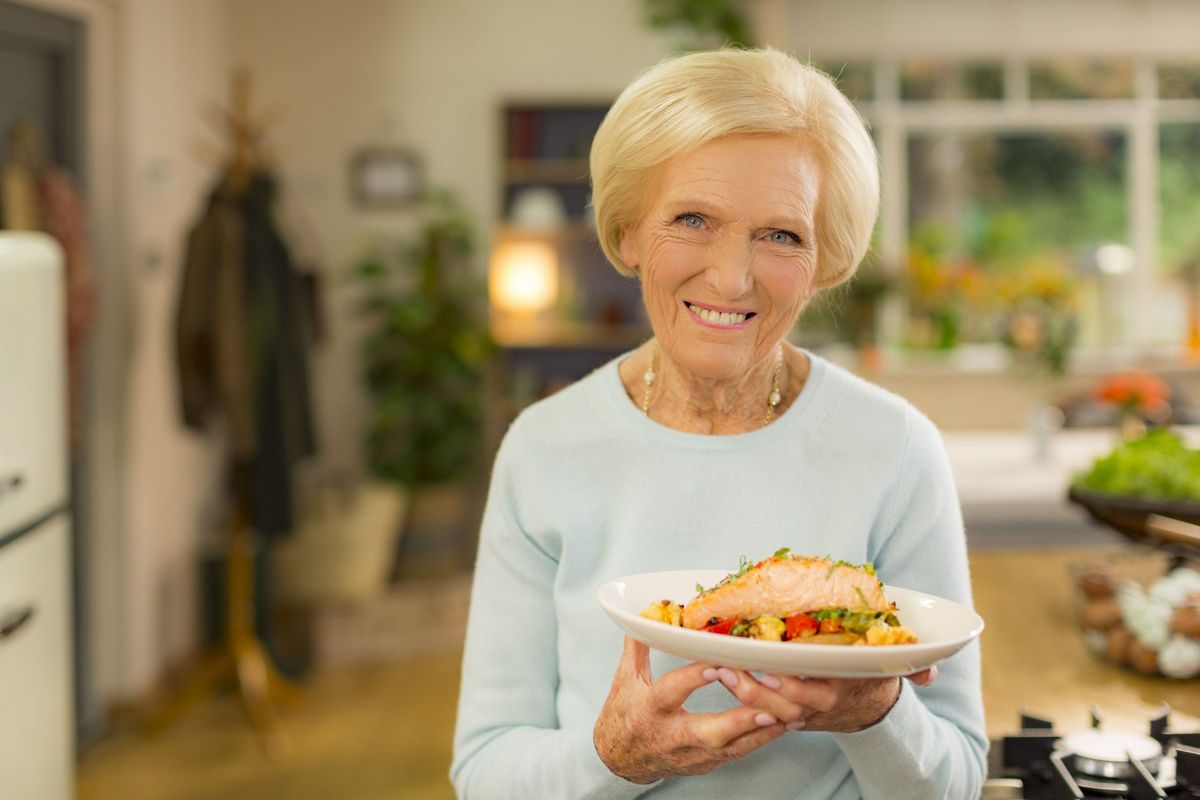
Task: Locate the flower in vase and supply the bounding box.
[1094,371,1173,433]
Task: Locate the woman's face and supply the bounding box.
[619,134,821,381]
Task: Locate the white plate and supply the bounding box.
[597,570,985,678]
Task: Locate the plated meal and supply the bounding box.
[639,549,917,646]
[597,551,985,678]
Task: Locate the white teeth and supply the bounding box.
[687,303,748,327]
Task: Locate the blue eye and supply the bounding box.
[769,230,801,245]
[677,213,704,229]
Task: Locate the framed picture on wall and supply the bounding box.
[350,148,423,208]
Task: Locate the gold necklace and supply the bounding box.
[642,344,785,426]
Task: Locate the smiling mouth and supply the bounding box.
[685,302,756,328]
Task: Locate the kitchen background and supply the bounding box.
[1,0,1200,798]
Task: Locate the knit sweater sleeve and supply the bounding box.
[831,406,989,800]
[449,417,654,800]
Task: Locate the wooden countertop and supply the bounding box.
[971,546,1200,739]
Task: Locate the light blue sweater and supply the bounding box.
[451,351,987,799]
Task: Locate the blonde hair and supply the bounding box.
[589,47,879,290]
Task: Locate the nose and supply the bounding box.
[703,236,754,300]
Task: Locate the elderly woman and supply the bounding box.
[451,48,986,799]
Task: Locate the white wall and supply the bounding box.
[116,0,232,695]
[226,0,672,478]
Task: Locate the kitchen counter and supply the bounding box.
[971,546,1200,741]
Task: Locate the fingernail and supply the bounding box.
[786,720,805,731]
[758,673,782,690]
[702,667,718,682]
[717,667,738,689]
[755,713,776,726]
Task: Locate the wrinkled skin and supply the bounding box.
[594,637,788,784]
[595,637,935,783]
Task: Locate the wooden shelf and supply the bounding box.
[493,221,598,244]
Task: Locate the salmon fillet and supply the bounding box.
[681,553,889,630]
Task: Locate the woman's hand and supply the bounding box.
[594,637,790,784]
[709,666,937,734]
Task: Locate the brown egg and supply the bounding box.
[1171,604,1200,639]
[1129,640,1160,675]
[1081,598,1123,630]
[1078,568,1117,599]
[1106,626,1134,666]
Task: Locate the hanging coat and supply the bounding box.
[175,171,317,538]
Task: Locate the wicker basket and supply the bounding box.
[271,482,408,607]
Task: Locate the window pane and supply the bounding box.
[1158,63,1200,100]
[1149,123,1200,347]
[1159,123,1200,274]
[833,61,874,102]
[1029,59,1134,100]
[900,59,1003,101]
[906,132,1129,350]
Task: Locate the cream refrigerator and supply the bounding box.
[0,232,74,799]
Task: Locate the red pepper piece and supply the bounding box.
[784,613,818,640]
[703,616,739,635]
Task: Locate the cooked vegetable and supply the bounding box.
[640,550,916,645]
[784,613,818,640]
[748,616,786,641]
[703,616,738,635]
[639,600,684,626]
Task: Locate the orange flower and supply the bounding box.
[1095,371,1172,415]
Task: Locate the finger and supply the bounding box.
[616,636,652,684]
[766,675,839,714]
[686,705,781,750]
[905,665,937,687]
[650,661,717,712]
[720,721,788,760]
[713,668,804,723]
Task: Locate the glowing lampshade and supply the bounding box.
[489,240,558,314]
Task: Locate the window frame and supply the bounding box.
[825,57,1200,352]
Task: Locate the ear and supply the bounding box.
[617,226,639,271]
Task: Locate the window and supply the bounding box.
[813,55,1200,356]
[901,60,1003,101]
[1029,60,1134,100]
[906,131,1127,347]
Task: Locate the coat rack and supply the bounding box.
[148,68,299,759]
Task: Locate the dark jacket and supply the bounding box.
[175,171,317,537]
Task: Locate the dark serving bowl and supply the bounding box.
[1067,486,1200,550]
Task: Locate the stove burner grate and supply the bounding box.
[987,707,1200,800]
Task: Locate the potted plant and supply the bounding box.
[356,190,493,577]
[642,0,754,51]
[995,258,1079,378]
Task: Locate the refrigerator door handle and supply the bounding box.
[0,604,35,642]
